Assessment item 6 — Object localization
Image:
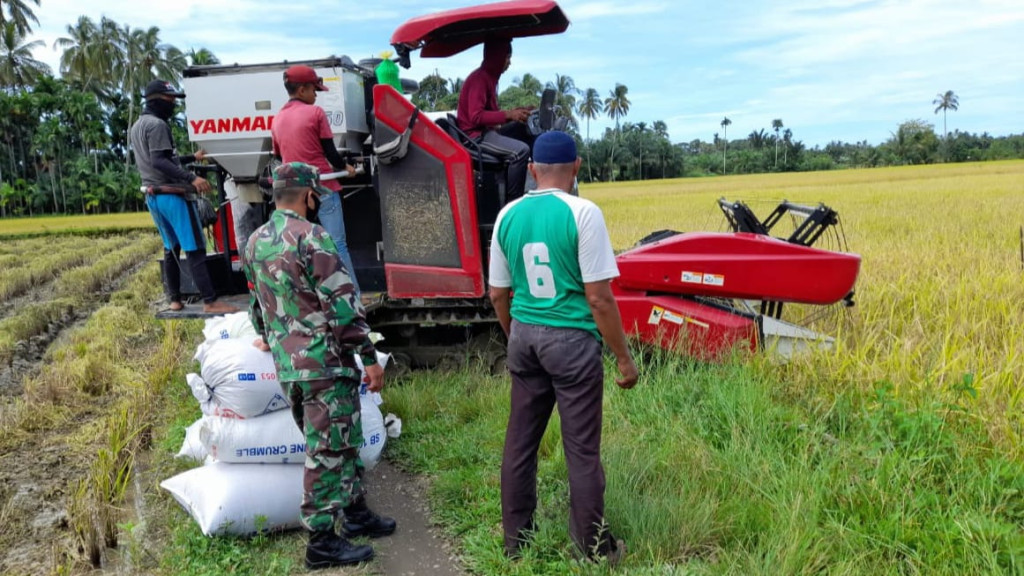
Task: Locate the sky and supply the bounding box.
[25,0,1024,147]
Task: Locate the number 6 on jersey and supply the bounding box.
[523,242,557,298]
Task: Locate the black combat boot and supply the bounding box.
[341,497,397,538]
[305,530,373,569]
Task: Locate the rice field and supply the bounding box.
[587,160,1024,457]
[0,161,1019,574]
[0,211,154,238]
[0,227,167,573]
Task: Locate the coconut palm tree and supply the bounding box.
[605,83,630,128]
[55,16,112,97]
[0,0,39,36]
[652,120,669,177]
[635,121,648,179]
[783,128,792,165]
[127,28,186,106]
[747,128,767,150]
[550,73,578,129]
[516,73,543,98]
[0,21,49,89]
[577,88,603,141]
[933,90,959,161]
[187,47,220,66]
[128,26,186,86]
[577,87,603,182]
[604,84,630,181]
[720,116,731,173]
[772,118,783,168]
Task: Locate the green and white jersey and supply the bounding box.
[488,188,619,338]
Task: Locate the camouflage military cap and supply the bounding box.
[272,162,333,196]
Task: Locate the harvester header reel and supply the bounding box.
[718,198,841,248]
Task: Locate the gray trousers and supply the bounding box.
[481,129,530,201]
[501,320,612,556]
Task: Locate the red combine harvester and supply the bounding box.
[614,200,859,360]
[166,0,859,366]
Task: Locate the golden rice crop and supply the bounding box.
[585,160,1024,456]
[0,235,138,302]
[0,212,154,237]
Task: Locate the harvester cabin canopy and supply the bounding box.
[391,0,569,68]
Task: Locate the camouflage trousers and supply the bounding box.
[285,376,365,532]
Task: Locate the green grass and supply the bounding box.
[382,352,1023,575]
[0,212,154,237]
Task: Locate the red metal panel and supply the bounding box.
[391,0,569,58]
[372,84,485,299]
[615,232,860,304]
[213,202,237,260]
[385,264,481,298]
[614,288,758,360]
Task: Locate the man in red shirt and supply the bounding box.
[456,38,533,199]
[272,65,361,293]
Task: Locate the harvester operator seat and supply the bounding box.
[435,115,516,216]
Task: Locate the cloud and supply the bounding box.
[22,0,1024,147]
[564,0,669,20]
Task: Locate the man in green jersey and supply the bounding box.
[488,131,639,562]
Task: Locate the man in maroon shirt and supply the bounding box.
[456,38,533,199]
[272,65,361,293]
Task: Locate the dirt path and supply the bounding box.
[278,459,465,576]
[362,460,464,576]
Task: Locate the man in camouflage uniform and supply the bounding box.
[244,162,396,569]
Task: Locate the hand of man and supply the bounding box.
[365,362,385,393]
[343,163,356,177]
[252,337,271,352]
[507,108,530,123]
[615,355,639,389]
[191,176,212,194]
[194,149,207,162]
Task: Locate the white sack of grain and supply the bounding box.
[200,387,388,470]
[202,311,259,343]
[175,418,207,462]
[200,409,304,464]
[190,338,288,419]
[160,462,302,536]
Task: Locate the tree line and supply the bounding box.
[415,76,1024,183]
[0,0,218,217]
[1,0,1022,216]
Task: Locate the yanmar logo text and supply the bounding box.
[190,116,274,135]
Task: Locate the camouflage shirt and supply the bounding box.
[244,209,377,382]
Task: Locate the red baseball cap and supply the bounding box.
[283,65,328,91]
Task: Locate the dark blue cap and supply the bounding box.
[532,131,577,164]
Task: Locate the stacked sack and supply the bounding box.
[163,312,399,536]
